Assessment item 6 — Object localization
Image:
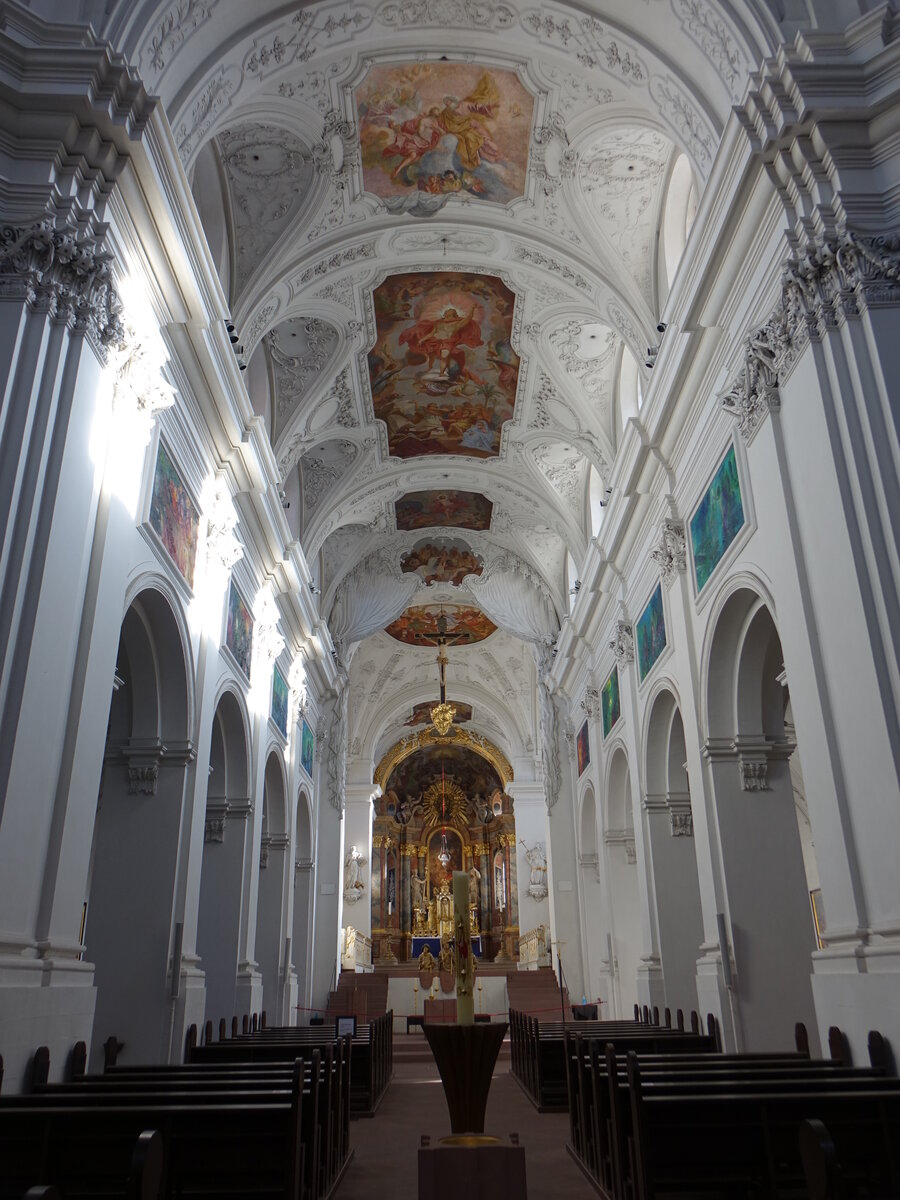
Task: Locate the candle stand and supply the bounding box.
[423,1021,508,1134]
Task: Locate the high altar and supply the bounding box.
[369,730,520,965]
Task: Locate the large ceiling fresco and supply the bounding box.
[395,490,493,531]
[357,62,533,206]
[369,271,519,459]
[385,603,497,646]
[400,539,483,586]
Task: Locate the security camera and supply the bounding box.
[656,322,667,334]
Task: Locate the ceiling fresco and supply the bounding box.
[404,700,473,726]
[400,539,483,586]
[385,603,497,646]
[395,490,493,531]
[369,271,519,458]
[357,62,534,206]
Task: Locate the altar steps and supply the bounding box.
[392,1029,511,1070]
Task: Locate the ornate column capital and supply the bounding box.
[609,621,634,664]
[252,588,285,681]
[581,686,601,722]
[0,216,125,357]
[204,475,243,572]
[650,520,687,587]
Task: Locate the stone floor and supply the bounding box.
[334,1038,596,1199]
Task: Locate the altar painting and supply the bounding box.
[405,700,472,726]
[427,828,462,892]
[385,604,496,646]
[149,441,199,587]
[395,490,493,531]
[357,62,533,205]
[401,539,483,586]
[370,272,519,459]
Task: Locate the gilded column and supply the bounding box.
[370,834,383,928]
[400,842,414,959]
[503,832,520,959]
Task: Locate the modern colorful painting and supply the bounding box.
[400,539,483,586]
[601,666,620,739]
[636,584,667,683]
[395,490,493,531]
[369,271,519,459]
[576,719,590,776]
[149,440,199,587]
[225,581,253,679]
[300,719,315,777]
[385,604,496,646]
[404,701,473,726]
[690,443,746,592]
[271,664,289,737]
[357,61,533,205]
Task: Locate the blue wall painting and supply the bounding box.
[271,664,289,737]
[601,665,620,739]
[636,584,667,683]
[690,443,745,592]
[300,720,315,777]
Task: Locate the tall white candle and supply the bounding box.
[453,870,475,1025]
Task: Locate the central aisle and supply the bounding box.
[335,1035,597,1199]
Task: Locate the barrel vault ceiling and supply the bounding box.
[108,0,778,763]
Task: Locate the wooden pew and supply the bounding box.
[1,1126,166,1200]
[104,1047,351,1193]
[626,1053,900,1200]
[187,1011,392,1117]
[510,1010,716,1111]
[31,1057,324,1200]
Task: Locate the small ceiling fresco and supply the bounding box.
[370,271,519,459]
[395,490,493,531]
[404,700,473,727]
[357,62,533,205]
[385,603,497,646]
[400,538,483,586]
[384,743,503,806]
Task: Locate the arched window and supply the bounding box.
[662,153,698,288]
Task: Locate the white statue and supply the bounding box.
[468,864,481,907]
[343,844,368,903]
[522,840,548,901]
[411,872,426,910]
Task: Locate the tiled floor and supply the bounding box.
[335,1048,597,1199]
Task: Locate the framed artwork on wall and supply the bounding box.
[300,720,315,777]
[690,442,746,593]
[149,440,200,587]
[225,580,253,679]
[271,664,288,737]
[576,719,590,776]
[601,665,620,738]
[636,583,667,683]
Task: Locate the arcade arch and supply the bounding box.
[196,688,251,1027]
[86,586,192,1066]
[604,745,641,1017]
[704,587,819,1051]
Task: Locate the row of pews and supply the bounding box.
[183,1010,393,1117]
[513,1004,900,1199]
[510,1005,716,1111]
[0,1011,394,1199]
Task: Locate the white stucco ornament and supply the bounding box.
[522,840,548,901]
[343,844,368,903]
